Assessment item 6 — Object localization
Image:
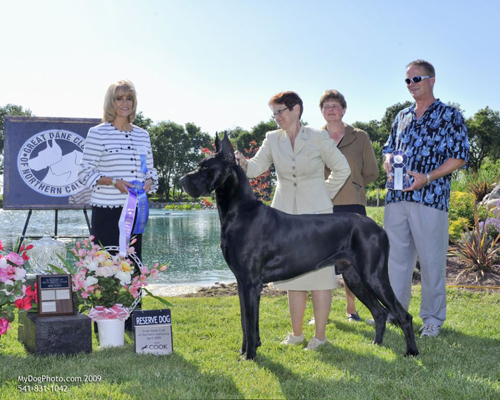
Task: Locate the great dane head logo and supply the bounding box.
[17,129,87,197]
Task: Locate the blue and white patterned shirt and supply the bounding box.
[382,99,469,212]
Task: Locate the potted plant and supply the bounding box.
[0,241,33,338]
[54,236,169,347]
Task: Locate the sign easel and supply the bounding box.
[3,116,100,249]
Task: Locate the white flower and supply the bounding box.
[84,276,99,288]
[0,258,7,268]
[115,271,131,286]
[14,268,26,281]
[86,260,98,272]
[95,266,114,278]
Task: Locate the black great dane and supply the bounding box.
[180,133,419,360]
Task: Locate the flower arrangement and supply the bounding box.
[59,236,168,316]
[0,241,33,337]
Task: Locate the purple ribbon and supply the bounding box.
[118,181,148,256]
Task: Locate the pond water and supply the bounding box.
[0,209,234,286]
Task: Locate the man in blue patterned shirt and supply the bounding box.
[382,60,469,338]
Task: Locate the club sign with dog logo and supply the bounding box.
[133,309,173,355]
[3,116,101,209]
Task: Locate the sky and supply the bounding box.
[1,0,499,136]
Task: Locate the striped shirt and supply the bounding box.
[78,122,159,208]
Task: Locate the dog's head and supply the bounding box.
[180,132,236,198]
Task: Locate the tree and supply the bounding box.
[134,111,154,131]
[0,104,33,172]
[150,121,210,201]
[466,107,500,172]
[352,120,381,143]
[234,119,277,153]
[378,101,413,145]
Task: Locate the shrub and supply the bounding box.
[467,172,498,202]
[366,188,387,206]
[449,191,475,226]
[448,204,500,282]
[449,217,469,240]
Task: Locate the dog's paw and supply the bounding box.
[404,349,419,357]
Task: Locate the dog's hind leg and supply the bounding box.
[367,281,419,357]
[341,264,388,346]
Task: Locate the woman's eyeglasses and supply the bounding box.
[405,76,433,84]
[272,108,289,119]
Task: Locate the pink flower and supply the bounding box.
[140,266,150,275]
[150,269,159,279]
[0,317,11,336]
[0,268,9,282]
[6,252,24,266]
[15,297,32,310]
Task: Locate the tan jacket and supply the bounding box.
[324,123,379,206]
[246,125,350,214]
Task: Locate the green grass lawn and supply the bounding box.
[1,288,499,399]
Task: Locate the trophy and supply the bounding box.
[386,150,411,191]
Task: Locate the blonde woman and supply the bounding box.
[78,79,158,261]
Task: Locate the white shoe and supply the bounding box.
[419,324,441,337]
[280,333,305,345]
[304,337,328,350]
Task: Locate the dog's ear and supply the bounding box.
[215,132,222,152]
[221,131,235,165]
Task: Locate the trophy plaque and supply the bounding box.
[36,274,74,316]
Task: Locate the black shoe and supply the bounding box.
[347,313,362,322]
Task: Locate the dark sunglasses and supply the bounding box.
[405,75,433,84]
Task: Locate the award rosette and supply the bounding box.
[386,150,411,191]
[118,180,150,256]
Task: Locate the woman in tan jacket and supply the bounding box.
[320,89,379,322]
[235,91,350,350]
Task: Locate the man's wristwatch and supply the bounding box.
[111,177,117,187]
[425,173,431,186]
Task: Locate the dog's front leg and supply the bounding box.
[236,279,247,355]
[240,282,262,360]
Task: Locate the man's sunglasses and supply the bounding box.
[405,76,433,84]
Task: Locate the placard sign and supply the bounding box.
[36,274,75,316]
[3,116,101,210]
[133,309,173,355]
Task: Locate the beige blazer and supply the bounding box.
[324,123,379,206]
[247,125,350,214]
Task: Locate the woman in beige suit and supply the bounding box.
[235,91,350,350]
[320,89,379,323]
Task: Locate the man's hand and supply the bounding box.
[383,154,392,178]
[403,171,427,192]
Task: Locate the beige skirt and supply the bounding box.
[274,266,337,290]
[273,203,337,291]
